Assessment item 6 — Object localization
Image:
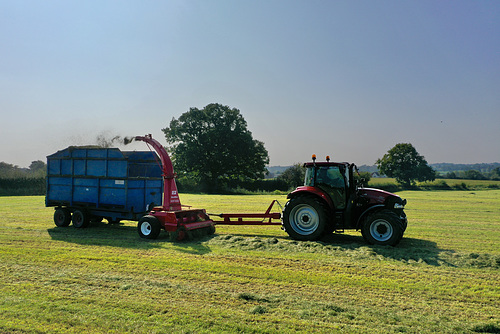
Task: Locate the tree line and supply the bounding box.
[432,162,500,173]
[0,161,46,196]
[0,161,46,179]
[439,169,500,181]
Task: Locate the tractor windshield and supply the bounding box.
[305,167,315,186]
[306,165,347,209]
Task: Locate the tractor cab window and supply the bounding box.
[305,167,315,186]
[315,166,347,209]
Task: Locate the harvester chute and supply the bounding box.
[135,134,215,240]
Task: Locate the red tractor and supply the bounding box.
[282,155,407,246]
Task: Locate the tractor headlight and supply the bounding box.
[394,199,406,209]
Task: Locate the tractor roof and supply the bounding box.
[303,161,351,168]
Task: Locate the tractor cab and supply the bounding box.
[303,155,356,210]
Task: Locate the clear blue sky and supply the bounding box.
[1,0,499,167]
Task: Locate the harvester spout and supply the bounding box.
[135,134,181,211]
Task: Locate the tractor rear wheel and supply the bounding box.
[282,196,327,241]
[361,210,403,246]
[138,216,161,239]
[54,208,71,227]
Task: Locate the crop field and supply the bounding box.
[1,191,499,333]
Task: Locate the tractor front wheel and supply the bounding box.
[282,196,327,241]
[361,211,403,246]
[138,216,161,239]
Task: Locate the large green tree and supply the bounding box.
[162,103,269,191]
[376,143,435,187]
[278,164,305,189]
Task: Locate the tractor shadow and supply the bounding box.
[216,231,454,267]
[47,221,215,255]
[319,233,454,267]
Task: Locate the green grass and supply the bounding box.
[0,192,499,333]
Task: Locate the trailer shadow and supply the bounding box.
[47,221,215,255]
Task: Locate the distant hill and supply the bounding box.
[357,165,379,173]
[266,162,500,178]
[430,162,500,173]
[266,166,290,178]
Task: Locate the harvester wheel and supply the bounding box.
[72,210,90,228]
[361,210,403,246]
[282,196,327,241]
[54,208,71,227]
[138,216,161,239]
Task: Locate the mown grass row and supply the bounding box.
[0,192,499,333]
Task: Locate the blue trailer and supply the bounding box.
[46,146,164,228]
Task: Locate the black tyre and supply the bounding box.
[361,210,403,246]
[72,210,90,228]
[401,211,408,232]
[138,216,161,239]
[322,222,335,236]
[282,196,328,241]
[54,208,71,227]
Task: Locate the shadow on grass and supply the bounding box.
[47,220,215,255]
[210,231,467,267]
[322,233,468,267]
[320,233,451,266]
[48,223,499,268]
[302,234,496,268]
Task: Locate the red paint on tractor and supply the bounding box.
[357,188,398,205]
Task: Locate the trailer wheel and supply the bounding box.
[361,210,403,246]
[138,216,161,239]
[282,196,327,241]
[72,210,90,228]
[54,208,71,227]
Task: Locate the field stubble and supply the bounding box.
[0,191,499,333]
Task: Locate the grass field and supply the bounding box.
[1,191,499,333]
[369,177,500,190]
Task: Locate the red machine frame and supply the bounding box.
[135,134,281,240]
[211,200,281,225]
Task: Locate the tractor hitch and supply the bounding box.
[210,200,282,225]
